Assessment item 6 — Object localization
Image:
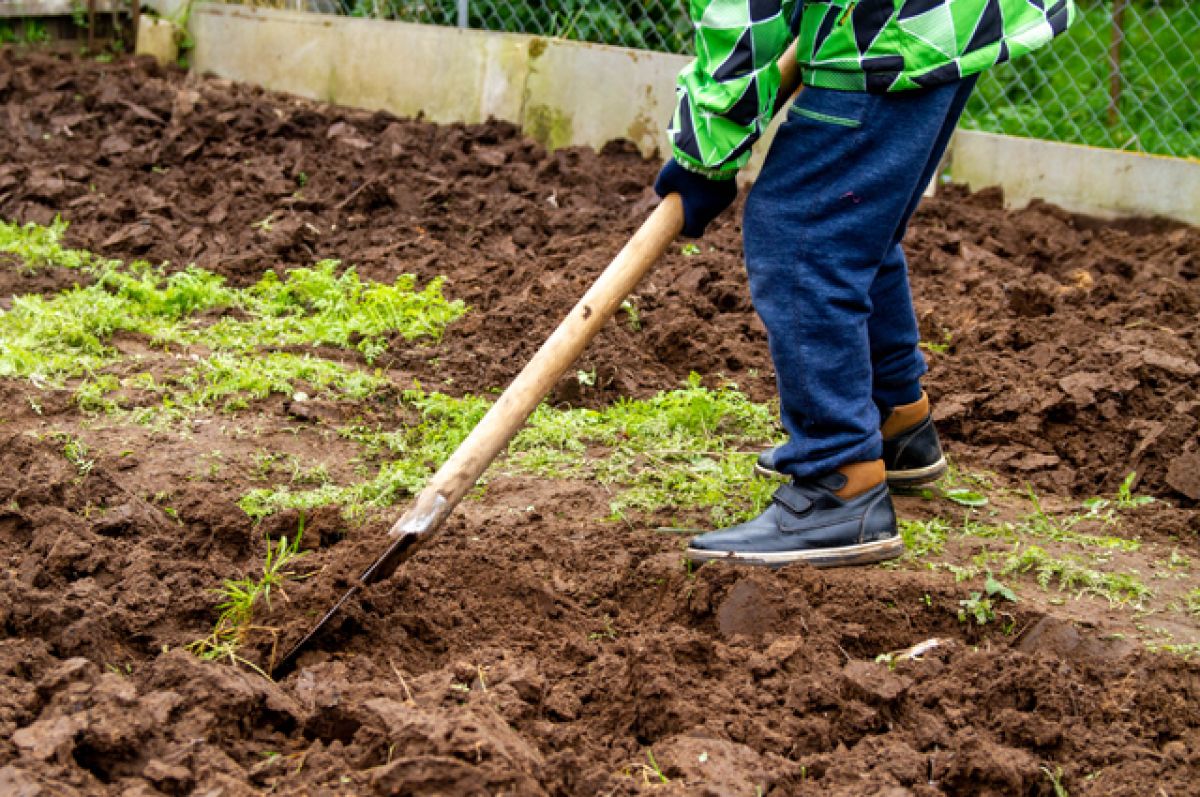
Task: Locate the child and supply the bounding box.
[655,0,1074,567]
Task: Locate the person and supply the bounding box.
[655,0,1075,567]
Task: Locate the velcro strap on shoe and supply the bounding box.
[772,483,813,516]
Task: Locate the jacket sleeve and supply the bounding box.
[669,0,798,179]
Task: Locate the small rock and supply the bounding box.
[1141,349,1200,377]
[841,659,910,704]
[12,715,85,762]
[143,759,192,790]
[1166,450,1200,500]
[0,765,47,797]
[36,657,98,696]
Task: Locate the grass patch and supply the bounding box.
[998,544,1151,605]
[193,260,466,360]
[1020,486,1142,551]
[1,218,465,412]
[174,352,388,411]
[240,375,781,525]
[0,217,94,271]
[1149,641,1200,660]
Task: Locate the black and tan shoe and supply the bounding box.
[687,461,902,568]
[754,393,947,487]
[879,393,948,486]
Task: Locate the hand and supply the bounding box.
[653,159,738,239]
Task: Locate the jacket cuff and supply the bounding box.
[672,150,741,181]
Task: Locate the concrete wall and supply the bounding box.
[190,3,687,159]
[194,7,530,127]
[951,130,1199,223]
[187,3,1199,224]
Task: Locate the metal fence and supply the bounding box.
[305,0,1196,158]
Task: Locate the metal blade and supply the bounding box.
[270,583,360,680]
[270,531,425,679]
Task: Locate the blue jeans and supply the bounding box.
[743,77,977,479]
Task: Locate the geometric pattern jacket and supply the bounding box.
[669,0,1075,177]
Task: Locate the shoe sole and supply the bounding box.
[686,535,905,569]
[753,456,948,488]
[883,456,948,488]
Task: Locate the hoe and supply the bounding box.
[272,46,801,680]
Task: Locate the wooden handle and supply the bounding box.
[360,195,685,581]
[775,39,803,113]
[362,39,800,584]
[425,193,684,507]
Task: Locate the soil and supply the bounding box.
[1,50,1199,796]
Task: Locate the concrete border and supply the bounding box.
[187,3,1198,224]
[951,130,1199,224]
[189,4,686,153]
[191,5,531,126]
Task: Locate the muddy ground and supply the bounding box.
[1,51,1199,795]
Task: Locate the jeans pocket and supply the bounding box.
[788,87,873,129]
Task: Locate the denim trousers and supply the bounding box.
[743,76,977,479]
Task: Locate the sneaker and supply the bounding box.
[687,461,901,568]
[754,393,947,487]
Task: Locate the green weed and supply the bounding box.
[1041,765,1070,797]
[1149,641,1200,659]
[643,749,669,784]
[57,433,94,476]
[958,572,1018,625]
[918,328,953,355]
[1186,588,1200,617]
[1083,471,1155,518]
[930,459,991,507]
[998,544,1151,605]
[1113,471,1154,508]
[75,374,122,413]
[175,352,387,411]
[200,260,466,360]
[898,517,951,559]
[1023,486,1140,552]
[0,217,93,271]
[1164,549,1191,571]
[189,530,310,674]
[620,299,641,331]
[942,487,988,508]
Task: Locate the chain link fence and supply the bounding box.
[298,0,1196,158]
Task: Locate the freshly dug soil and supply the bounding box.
[1,50,1198,796]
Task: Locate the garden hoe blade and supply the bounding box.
[270,195,686,679]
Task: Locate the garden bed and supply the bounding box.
[1,50,1198,795]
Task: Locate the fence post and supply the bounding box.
[1107,0,1127,127]
[457,0,468,28]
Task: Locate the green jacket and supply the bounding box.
[670,0,1075,177]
